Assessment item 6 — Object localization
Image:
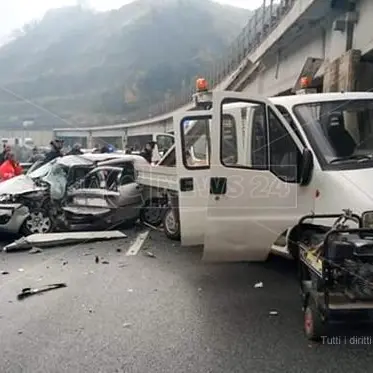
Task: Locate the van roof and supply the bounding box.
[269,92,373,106]
[222,92,373,111]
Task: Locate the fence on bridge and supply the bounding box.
[119,0,296,123]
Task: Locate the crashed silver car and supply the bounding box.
[0,153,148,235]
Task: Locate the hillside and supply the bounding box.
[0,0,252,129]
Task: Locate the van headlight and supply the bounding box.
[362,211,373,228]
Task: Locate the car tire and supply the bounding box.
[140,198,165,227]
[304,296,326,341]
[20,209,54,236]
[163,207,180,241]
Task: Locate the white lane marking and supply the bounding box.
[125,230,150,256]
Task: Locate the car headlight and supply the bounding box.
[0,194,16,203]
[362,211,373,228]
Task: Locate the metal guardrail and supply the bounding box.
[117,0,296,123]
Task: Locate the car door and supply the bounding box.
[65,165,94,192]
[174,110,212,247]
[203,91,315,262]
[115,161,143,208]
[65,166,122,215]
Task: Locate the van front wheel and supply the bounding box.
[163,208,180,241]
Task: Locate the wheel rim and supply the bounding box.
[143,206,163,224]
[165,210,178,235]
[304,308,313,335]
[25,212,52,234]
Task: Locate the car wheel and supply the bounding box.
[140,198,165,226]
[21,210,53,236]
[163,207,180,241]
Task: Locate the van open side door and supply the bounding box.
[174,110,212,247]
[203,91,315,262]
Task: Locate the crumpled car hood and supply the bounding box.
[0,175,41,196]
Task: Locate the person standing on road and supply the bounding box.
[100,145,109,153]
[44,140,63,163]
[0,152,23,181]
[67,143,83,155]
[140,141,156,163]
[0,144,11,165]
[28,146,45,163]
[13,138,23,162]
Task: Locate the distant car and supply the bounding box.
[0,153,148,235]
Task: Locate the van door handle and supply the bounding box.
[210,177,227,195]
[180,177,193,192]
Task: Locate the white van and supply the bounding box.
[136,91,373,262]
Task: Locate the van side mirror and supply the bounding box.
[300,148,313,186]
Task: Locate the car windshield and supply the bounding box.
[28,159,57,179]
[293,99,373,169]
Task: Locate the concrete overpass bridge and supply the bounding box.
[52,0,373,149]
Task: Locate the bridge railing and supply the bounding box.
[117,0,296,124]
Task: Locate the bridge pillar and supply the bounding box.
[87,131,93,148]
[122,128,128,150]
[323,49,361,92]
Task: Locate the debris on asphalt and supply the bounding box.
[17,283,67,301]
[116,248,122,252]
[144,251,156,258]
[142,222,163,231]
[95,256,99,263]
[269,310,279,316]
[102,260,110,264]
[29,247,43,254]
[3,231,127,252]
[62,261,68,266]
[128,289,133,293]
[123,323,132,328]
[1,271,9,275]
[18,268,24,272]
[254,282,263,288]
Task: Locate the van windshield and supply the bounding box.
[293,99,373,169]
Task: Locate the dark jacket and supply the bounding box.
[0,151,6,165]
[44,148,62,163]
[67,148,83,155]
[140,149,152,163]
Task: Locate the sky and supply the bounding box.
[0,0,265,40]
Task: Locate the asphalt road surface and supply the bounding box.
[1,227,373,373]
